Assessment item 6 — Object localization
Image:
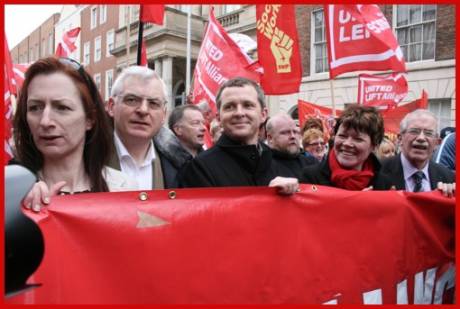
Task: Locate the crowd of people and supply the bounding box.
[10,56,455,212]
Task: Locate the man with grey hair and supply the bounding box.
[178,77,293,192]
[169,104,206,157]
[266,113,316,179]
[107,66,191,189]
[381,109,455,195]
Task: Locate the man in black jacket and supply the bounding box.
[178,77,287,188]
[266,113,316,179]
[381,109,455,194]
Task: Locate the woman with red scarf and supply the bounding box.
[299,105,394,190]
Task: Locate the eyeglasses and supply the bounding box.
[306,142,325,147]
[116,94,165,110]
[404,128,436,138]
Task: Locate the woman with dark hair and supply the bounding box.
[14,57,135,211]
[299,105,393,190]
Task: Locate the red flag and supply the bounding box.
[55,27,81,57]
[298,99,342,140]
[256,5,302,94]
[4,36,15,164]
[7,187,454,304]
[325,5,406,79]
[358,73,408,108]
[191,8,262,113]
[140,39,148,67]
[140,5,165,25]
[382,90,428,134]
[12,63,28,93]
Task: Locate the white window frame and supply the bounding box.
[100,5,107,24]
[429,98,452,130]
[94,73,101,91]
[94,36,102,63]
[394,4,437,63]
[105,69,114,100]
[106,29,115,57]
[91,6,98,29]
[83,41,91,65]
[310,8,329,75]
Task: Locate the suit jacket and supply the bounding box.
[109,127,192,189]
[381,154,455,190]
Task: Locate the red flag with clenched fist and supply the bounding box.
[256,5,302,94]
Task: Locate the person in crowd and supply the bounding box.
[381,109,455,195]
[107,66,191,189]
[301,117,324,135]
[302,128,327,162]
[434,132,455,172]
[375,137,396,160]
[266,113,316,178]
[196,99,215,149]
[178,77,295,194]
[14,57,135,212]
[169,104,206,157]
[209,118,223,144]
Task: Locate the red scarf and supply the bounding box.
[329,149,375,190]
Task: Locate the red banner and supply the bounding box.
[191,9,262,113]
[382,90,428,134]
[12,63,28,92]
[297,99,341,139]
[55,27,81,57]
[325,5,406,79]
[358,73,408,108]
[7,186,454,304]
[140,5,165,25]
[256,5,302,94]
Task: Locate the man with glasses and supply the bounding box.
[266,113,316,179]
[381,109,455,195]
[107,66,191,189]
[169,105,206,157]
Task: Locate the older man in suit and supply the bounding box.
[381,109,455,195]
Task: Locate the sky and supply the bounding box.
[5,5,63,48]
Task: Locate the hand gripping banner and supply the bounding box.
[256,5,302,94]
[325,5,406,79]
[7,186,454,304]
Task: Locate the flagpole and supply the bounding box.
[185,5,192,95]
[137,6,144,65]
[329,79,336,117]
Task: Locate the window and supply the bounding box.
[105,70,114,100]
[83,41,91,65]
[429,98,452,131]
[106,30,115,57]
[91,6,98,29]
[41,39,46,57]
[48,33,53,54]
[100,5,107,24]
[395,5,436,62]
[312,9,329,74]
[131,5,139,21]
[94,36,102,62]
[94,73,101,91]
[222,5,241,14]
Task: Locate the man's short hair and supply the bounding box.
[168,104,202,132]
[215,77,266,110]
[110,66,168,101]
[400,109,438,135]
[265,113,292,135]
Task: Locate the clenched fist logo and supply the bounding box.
[270,27,293,73]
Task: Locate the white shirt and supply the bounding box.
[401,153,431,192]
[113,132,155,190]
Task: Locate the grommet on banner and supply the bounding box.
[139,192,148,201]
[311,185,318,192]
[168,191,176,199]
